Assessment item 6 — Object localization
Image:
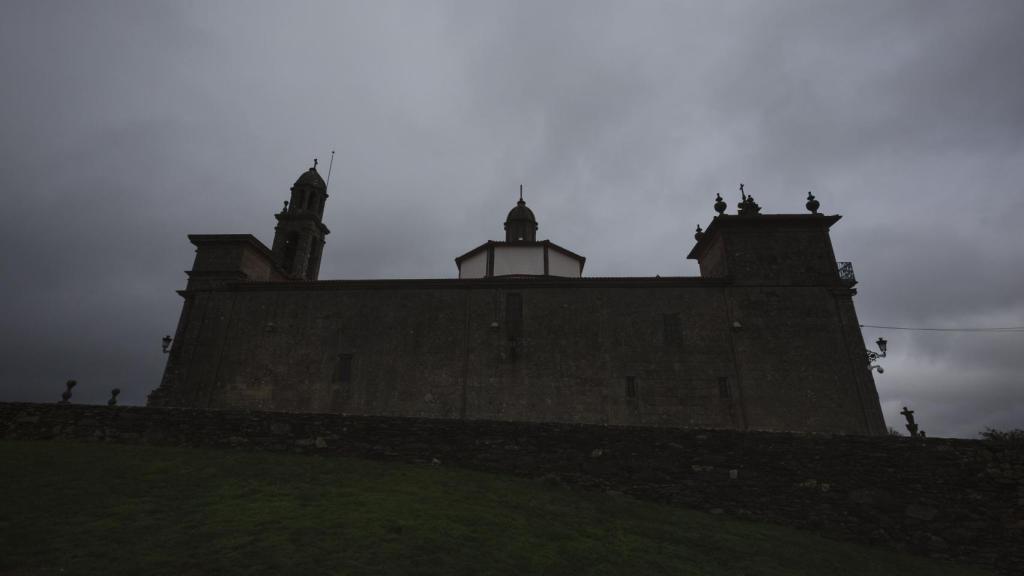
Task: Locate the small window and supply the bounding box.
[506,293,523,339]
[282,232,299,272]
[663,313,681,345]
[718,377,731,399]
[626,376,637,399]
[304,237,319,280]
[333,354,353,384]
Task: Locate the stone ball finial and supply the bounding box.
[714,193,727,215]
[108,388,121,407]
[806,191,820,214]
[59,379,77,404]
[694,225,705,241]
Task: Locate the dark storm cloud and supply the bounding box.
[1,0,1021,435]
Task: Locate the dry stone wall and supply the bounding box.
[1,402,1020,574]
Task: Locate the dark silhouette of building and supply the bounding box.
[270,162,329,281]
[148,165,886,435]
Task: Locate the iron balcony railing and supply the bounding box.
[837,261,857,286]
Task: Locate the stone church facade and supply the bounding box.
[148,164,887,435]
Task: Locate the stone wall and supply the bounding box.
[2,402,1020,573]
[150,276,885,435]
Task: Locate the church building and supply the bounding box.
[148,163,887,435]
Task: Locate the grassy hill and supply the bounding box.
[0,440,990,576]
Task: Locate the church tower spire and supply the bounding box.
[271,160,331,280]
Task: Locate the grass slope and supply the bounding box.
[0,440,989,576]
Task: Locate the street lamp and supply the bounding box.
[867,337,887,373]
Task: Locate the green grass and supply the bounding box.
[0,440,989,576]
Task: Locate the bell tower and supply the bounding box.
[271,160,331,280]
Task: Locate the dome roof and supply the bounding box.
[293,165,326,189]
[506,199,536,224]
[504,197,538,242]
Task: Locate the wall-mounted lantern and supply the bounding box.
[867,337,887,373]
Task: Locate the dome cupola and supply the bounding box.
[504,186,538,242]
[455,185,585,279]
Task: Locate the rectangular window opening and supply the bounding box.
[718,377,731,399]
[333,354,353,384]
[662,313,682,345]
[506,293,523,340]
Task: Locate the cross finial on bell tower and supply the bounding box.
[519,184,523,202]
[313,158,318,169]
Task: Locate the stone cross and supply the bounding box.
[737,188,762,216]
[901,406,923,438]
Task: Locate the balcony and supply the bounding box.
[837,261,857,287]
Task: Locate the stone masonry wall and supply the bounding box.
[2,402,1020,573]
[150,278,885,435]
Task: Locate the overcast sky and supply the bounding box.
[2,1,1021,437]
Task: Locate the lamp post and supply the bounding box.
[867,337,887,373]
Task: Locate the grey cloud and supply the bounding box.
[2,0,1022,437]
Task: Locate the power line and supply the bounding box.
[860,324,1024,333]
